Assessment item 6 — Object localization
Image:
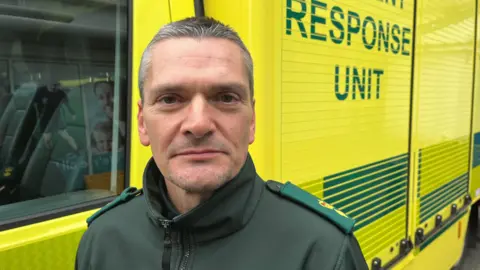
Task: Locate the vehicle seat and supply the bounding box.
[13,86,87,202]
[0,93,12,118]
[0,82,39,166]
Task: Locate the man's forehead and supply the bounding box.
[145,38,249,93]
[150,37,243,68]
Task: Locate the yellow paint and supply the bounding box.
[412,0,475,148]
[281,0,414,186]
[472,162,480,201]
[355,206,407,264]
[391,253,416,270]
[404,0,475,268]
[169,0,195,21]
[398,215,469,270]
[129,0,172,189]
[0,211,94,270]
[407,0,422,245]
[2,0,479,270]
[472,167,480,201]
[418,196,466,237]
[409,0,475,253]
[417,138,469,196]
[471,4,480,201]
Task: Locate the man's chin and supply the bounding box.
[168,167,232,193]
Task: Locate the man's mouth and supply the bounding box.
[174,149,225,160]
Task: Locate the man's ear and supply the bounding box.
[137,100,150,146]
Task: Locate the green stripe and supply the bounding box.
[327,169,407,205]
[323,153,408,182]
[420,137,469,153]
[342,180,406,214]
[346,187,406,218]
[420,174,468,223]
[420,178,467,215]
[420,174,467,204]
[326,164,407,196]
[417,151,422,198]
[319,153,409,230]
[420,186,468,223]
[419,209,468,251]
[355,198,406,231]
[420,182,466,218]
[421,184,466,219]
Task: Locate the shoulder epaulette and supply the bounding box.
[86,187,143,226]
[266,180,355,234]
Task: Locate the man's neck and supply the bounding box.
[164,180,213,214]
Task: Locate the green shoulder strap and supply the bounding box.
[266,180,355,234]
[86,187,143,226]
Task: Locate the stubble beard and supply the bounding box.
[165,164,235,194]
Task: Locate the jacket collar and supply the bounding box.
[143,153,264,242]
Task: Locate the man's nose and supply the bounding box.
[181,96,214,139]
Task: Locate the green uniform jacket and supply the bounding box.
[75,154,369,270]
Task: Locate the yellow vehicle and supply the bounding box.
[0,0,479,269]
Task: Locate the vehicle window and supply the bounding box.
[0,0,127,225]
[0,60,10,119]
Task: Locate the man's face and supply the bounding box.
[138,37,255,194]
[95,83,114,119]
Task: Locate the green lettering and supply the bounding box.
[391,24,401,54]
[367,69,372,99]
[377,20,390,52]
[311,0,327,41]
[330,6,345,44]
[335,65,349,101]
[373,69,384,99]
[362,16,376,50]
[352,67,366,100]
[347,11,361,46]
[286,0,307,38]
[402,27,411,56]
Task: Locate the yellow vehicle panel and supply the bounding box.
[410,0,474,242]
[0,211,92,270]
[282,0,414,267]
[398,211,469,270]
[470,5,480,202]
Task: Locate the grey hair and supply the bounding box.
[138,16,254,100]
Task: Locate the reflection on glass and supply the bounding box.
[0,62,10,118]
[0,0,127,222]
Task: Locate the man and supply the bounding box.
[75,17,369,270]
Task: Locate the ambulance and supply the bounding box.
[0,0,478,269]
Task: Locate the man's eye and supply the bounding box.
[218,94,237,103]
[159,96,178,104]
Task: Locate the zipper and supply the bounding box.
[179,231,192,270]
[161,220,172,270]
